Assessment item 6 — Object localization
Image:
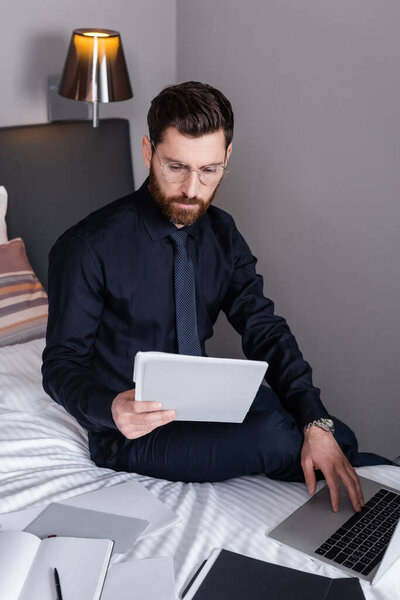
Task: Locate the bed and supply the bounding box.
[0,120,399,599]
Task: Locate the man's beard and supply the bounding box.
[148,164,218,226]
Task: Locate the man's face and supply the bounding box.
[142,127,232,227]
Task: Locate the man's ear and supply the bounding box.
[225,143,233,164]
[142,135,152,169]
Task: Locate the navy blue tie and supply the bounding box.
[169,229,202,356]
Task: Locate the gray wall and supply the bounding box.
[177,0,400,458]
[0,0,176,185]
[1,0,398,458]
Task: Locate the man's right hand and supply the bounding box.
[111,389,176,439]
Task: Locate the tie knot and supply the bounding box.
[169,229,189,248]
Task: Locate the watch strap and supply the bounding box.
[303,418,335,434]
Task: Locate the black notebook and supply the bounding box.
[181,549,366,600]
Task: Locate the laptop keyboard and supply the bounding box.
[315,488,400,576]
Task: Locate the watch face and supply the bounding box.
[320,418,334,431]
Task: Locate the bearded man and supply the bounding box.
[42,81,391,513]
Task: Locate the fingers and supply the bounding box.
[124,407,176,436]
[137,409,176,428]
[132,400,164,413]
[323,458,364,513]
[337,463,365,513]
[122,396,170,415]
[301,430,365,513]
[325,472,341,513]
[302,459,317,496]
[119,409,176,439]
[354,472,365,507]
[129,400,176,429]
[111,390,176,439]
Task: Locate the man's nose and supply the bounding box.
[181,170,201,198]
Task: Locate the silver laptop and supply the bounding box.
[268,476,400,585]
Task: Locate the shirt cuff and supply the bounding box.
[289,393,331,431]
[81,382,120,430]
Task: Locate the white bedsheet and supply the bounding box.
[0,339,399,599]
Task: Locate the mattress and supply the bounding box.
[0,339,399,599]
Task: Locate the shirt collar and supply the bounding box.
[135,178,205,241]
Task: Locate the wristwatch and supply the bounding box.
[303,418,335,434]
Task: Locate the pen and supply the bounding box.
[54,567,63,600]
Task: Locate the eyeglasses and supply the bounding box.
[151,141,229,187]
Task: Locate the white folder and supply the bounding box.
[133,352,268,422]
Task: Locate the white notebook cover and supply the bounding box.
[102,557,176,600]
[133,352,268,422]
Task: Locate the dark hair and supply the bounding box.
[147,81,234,149]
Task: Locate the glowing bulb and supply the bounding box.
[83,31,110,37]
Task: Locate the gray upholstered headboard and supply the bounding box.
[0,118,134,289]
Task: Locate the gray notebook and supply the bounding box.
[24,502,148,554]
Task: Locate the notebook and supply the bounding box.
[23,503,148,554]
[133,351,268,422]
[268,476,400,584]
[0,480,180,540]
[102,557,176,600]
[181,548,365,599]
[0,530,113,600]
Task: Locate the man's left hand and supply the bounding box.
[301,426,365,513]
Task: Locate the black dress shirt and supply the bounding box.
[42,178,330,438]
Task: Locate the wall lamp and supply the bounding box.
[59,28,133,127]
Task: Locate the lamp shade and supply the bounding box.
[59,28,133,103]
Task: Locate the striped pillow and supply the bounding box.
[0,238,48,346]
[0,186,8,244]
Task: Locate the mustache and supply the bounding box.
[170,196,202,206]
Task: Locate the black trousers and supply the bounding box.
[91,385,390,482]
